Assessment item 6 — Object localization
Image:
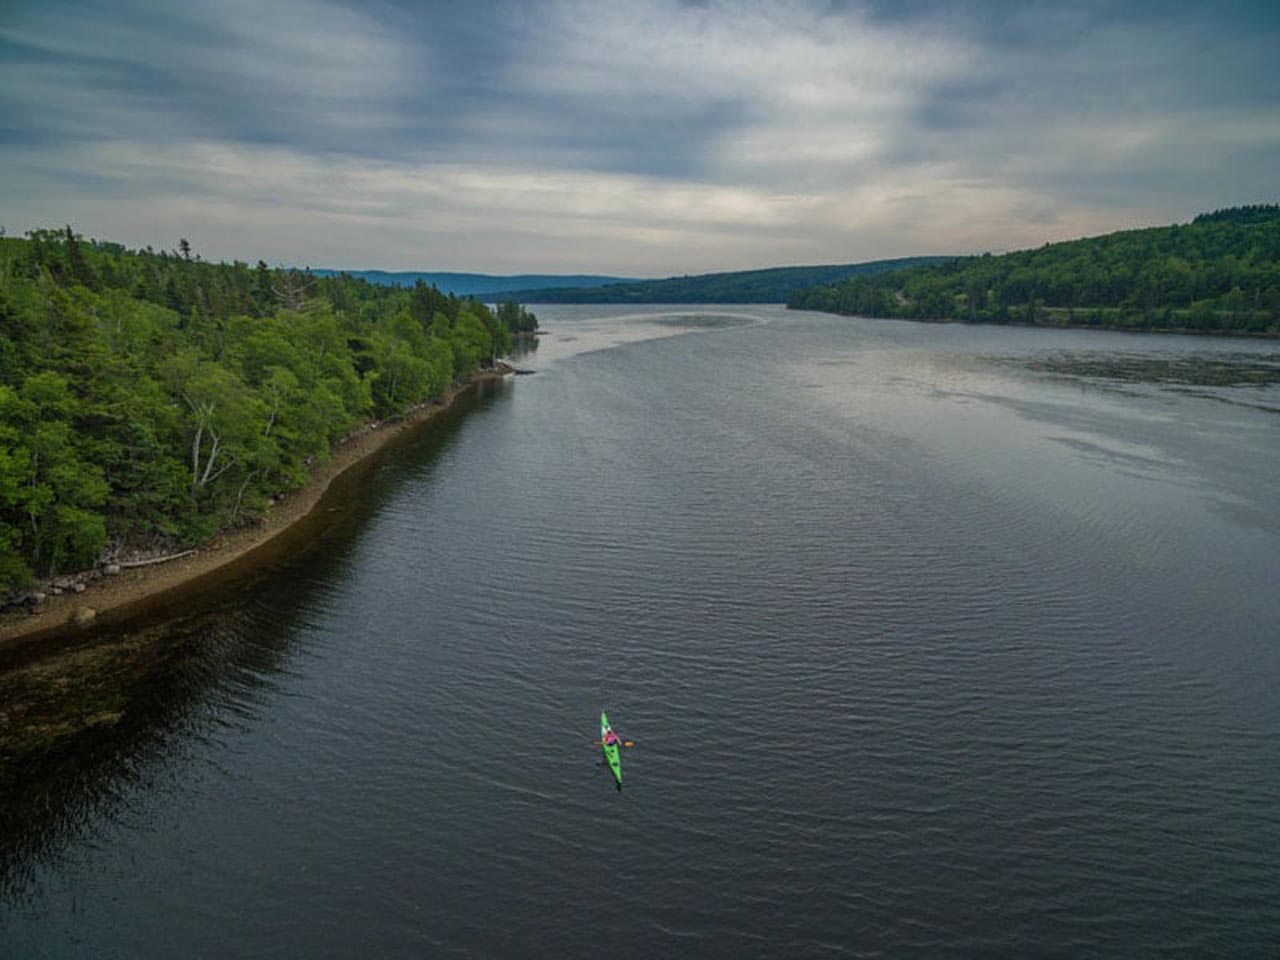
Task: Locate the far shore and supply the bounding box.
[0,364,512,654]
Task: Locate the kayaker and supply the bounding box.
[603,728,620,746]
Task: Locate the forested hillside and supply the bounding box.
[312,269,632,297]
[503,258,948,303]
[0,228,536,592]
[789,206,1280,334]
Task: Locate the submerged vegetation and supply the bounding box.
[1009,351,1280,389]
[790,205,1280,335]
[0,228,536,592]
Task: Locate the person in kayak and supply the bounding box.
[603,728,621,747]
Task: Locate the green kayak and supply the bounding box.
[601,711,622,787]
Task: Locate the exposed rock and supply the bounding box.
[70,606,96,626]
[72,582,86,594]
[104,563,121,576]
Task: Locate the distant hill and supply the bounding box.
[789,205,1280,335]
[502,258,950,303]
[310,270,633,298]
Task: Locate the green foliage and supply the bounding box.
[0,375,110,579]
[496,300,538,334]
[1192,204,1280,226]
[789,206,1280,335]
[0,230,525,592]
[448,308,495,377]
[502,258,950,304]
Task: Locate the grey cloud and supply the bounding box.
[3,1,423,152]
[870,3,1280,216]
[0,0,1277,271]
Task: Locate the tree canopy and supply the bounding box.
[502,258,950,304]
[0,229,535,591]
[789,206,1280,335]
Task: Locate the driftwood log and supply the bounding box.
[118,550,197,569]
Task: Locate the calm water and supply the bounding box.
[3,306,1280,957]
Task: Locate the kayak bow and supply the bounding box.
[601,711,622,787]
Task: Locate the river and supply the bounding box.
[3,305,1279,957]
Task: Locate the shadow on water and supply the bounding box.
[649,313,760,330]
[0,381,507,903]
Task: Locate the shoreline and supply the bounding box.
[0,364,512,654]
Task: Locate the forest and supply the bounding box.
[789,205,1280,334]
[0,228,536,593]
[312,269,631,297]
[501,257,948,303]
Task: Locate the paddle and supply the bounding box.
[594,740,635,747]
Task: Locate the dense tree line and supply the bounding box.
[503,257,949,304]
[495,300,539,333]
[313,269,629,297]
[0,228,535,591]
[789,206,1280,334]
[1191,205,1280,226]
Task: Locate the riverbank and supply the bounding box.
[0,364,512,653]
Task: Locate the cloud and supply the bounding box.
[0,138,823,271]
[0,0,416,148]
[1,0,1277,272]
[489,0,976,186]
[0,136,1152,274]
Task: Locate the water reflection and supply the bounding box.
[0,385,497,903]
[4,311,1279,956]
[2,607,283,900]
[506,333,540,364]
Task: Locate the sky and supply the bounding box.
[1,0,1278,275]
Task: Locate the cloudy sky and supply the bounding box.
[1,1,1277,275]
